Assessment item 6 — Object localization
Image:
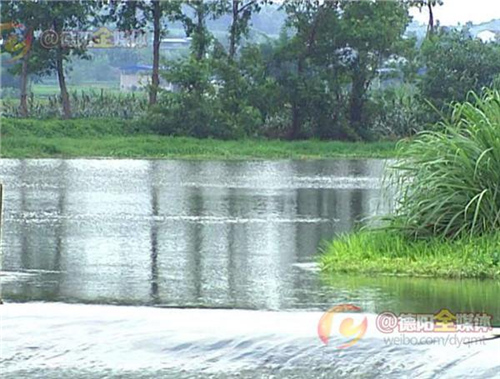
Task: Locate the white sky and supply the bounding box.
[410,0,500,26]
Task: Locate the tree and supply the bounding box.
[106,0,181,106]
[408,0,444,37]
[419,29,500,111]
[1,1,38,117]
[279,0,342,139]
[341,0,410,138]
[177,0,224,61]
[37,0,97,119]
[1,0,94,119]
[220,0,267,61]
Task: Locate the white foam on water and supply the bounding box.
[0,271,38,283]
[1,303,499,378]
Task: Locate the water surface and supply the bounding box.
[2,159,387,310]
[1,159,499,378]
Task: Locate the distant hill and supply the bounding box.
[404,18,500,42]
[469,19,500,36]
[165,3,286,40]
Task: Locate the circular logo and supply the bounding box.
[0,22,32,61]
[318,304,368,348]
[376,311,398,334]
[40,29,59,49]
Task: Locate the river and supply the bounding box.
[1,159,499,378]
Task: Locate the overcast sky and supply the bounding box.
[410,0,500,26]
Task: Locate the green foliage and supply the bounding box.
[0,121,397,158]
[386,89,500,239]
[419,29,500,112]
[6,0,499,146]
[1,90,148,119]
[319,229,500,279]
[370,85,424,139]
[148,57,233,138]
[0,118,144,138]
[273,0,411,140]
[149,43,274,139]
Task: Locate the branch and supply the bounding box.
[239,0,258,14]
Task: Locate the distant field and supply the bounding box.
[31,83,124,97]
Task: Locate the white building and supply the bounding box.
[119,65,152,91]
[477,30,497,43]
[119,65,177,92]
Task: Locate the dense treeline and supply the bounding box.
[2,0,500,141]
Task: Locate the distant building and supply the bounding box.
[477,30,498,43]
[371,68,404,90]
[119,64,152,91]
[119,64,176,92]
[160,37,191,50]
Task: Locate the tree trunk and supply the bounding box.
[349,69,366,138]
[290,57,304,140]
[19,44,31,118]
[54,20,71,119]
[427,1,435,36]
[150,0,161,106]
[195,7,205,61]
[290,103,301,140]
[229,0,239,60]
[289,5,326,140]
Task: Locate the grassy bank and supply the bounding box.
[0,118,397,159]
[319,230,500,279]
[320,91,500,280]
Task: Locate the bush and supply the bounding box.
[150,56,265,140]
[385,89,500,239]
[419,29,500,111]
[370,85,424,139]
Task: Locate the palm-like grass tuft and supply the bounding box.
[386,89,500,239]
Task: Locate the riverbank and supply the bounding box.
[319,230,500,279]
[0,118,397,159]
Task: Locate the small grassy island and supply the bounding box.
[320,90,500,279]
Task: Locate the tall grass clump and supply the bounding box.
[1,90,148,119]
[386,89,500,239]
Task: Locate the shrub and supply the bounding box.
[419,29,500,111]
[370,85,424,139]
[385,89,500,239]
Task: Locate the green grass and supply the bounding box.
[31,83,123,97]
[319,90,500,280]
[386,89,500,239]
[0,118,397,159]
[319,230,500,279]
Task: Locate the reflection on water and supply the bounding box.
[0,159,385,310]
[320,275,500,317]
[2,159,500,378]
[0,159,499,319]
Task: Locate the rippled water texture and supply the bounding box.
[2,303,500,379]
[1,159,499,378]
[1,159,389,310]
